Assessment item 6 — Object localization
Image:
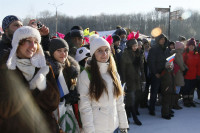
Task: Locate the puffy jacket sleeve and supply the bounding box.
[147,47,157,75]
[116,73,129,129]
[77,70,95,133]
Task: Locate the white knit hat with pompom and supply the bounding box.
[89,34,110,56]
[6,26,46,70]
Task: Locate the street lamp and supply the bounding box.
[48,2,64,36]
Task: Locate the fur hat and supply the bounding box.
[75,47,90,62]
[7,26,45,70]
[2,15,21,31]
[187,38,196,47]
[175,41,184,49]
[89,34,110,56]
[70,26,84,38]
[49,38,69,56]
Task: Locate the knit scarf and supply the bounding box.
[16,58,35,81]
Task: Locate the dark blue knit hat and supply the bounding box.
[2,15,21,31]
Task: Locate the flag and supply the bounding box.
[106,35,113,45]
[57,71,69,98]
[56,32,65,39]
[84,28,90,36]
[155,8,170,13]
[166,53,176,62]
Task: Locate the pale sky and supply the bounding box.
[1,0,200,26]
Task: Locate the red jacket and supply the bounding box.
[197,53,200,77]
[183,51,198,80]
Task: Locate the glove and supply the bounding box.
[63,89,80,105]
[141,82,146,92]
[70,66,79,79]
[119,128,128,133]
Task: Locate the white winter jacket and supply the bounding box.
[78,62,129,133]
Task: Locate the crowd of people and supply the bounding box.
[0,15,200,133]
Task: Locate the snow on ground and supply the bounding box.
[128,90,200,133]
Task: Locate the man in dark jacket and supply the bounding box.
[147,33,170,115]
[64,26,84,57]
[0,15,50,61]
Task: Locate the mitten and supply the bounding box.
[29,66,49,91]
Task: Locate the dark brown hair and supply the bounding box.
[88,54,123,101]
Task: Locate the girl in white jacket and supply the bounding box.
[78,35,129,133]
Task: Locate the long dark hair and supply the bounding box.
[88,54,123,101]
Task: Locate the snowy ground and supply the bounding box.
[128,90,200,133]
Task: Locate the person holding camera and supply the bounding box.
[0,15,50,62]
[45,38,81,133]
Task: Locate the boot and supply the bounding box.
[189,95,196,107]
[183,95,191,107]
[162,114,171,120]
[173,94,182,110]
[131,106,142,126]
[132,114,142,125]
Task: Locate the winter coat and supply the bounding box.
[45,52,81,131]
[147,34,170,75]
[197,53,200,78]
[0,53,60,133]
[171,49,187,86]
[120,49,145,91]
[183,51,198,80]
[45,52,80,88]
[78,62,129,133]
[113,45,122,76]
[119,39,127,52]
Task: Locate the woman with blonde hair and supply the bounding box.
[0,26,60,133]
[78,35,128,133]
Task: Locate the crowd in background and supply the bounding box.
[0,15,200,133]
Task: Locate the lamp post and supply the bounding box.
[48,3,64,36]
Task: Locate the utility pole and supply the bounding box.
[48,2,64,36]
[168,5,171,40]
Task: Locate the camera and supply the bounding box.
[37,22,43,29]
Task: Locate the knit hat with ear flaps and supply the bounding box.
[49,38,69,56]
[89,34,110,56]
[6,26,46,70]
[187,38,196,47]
[175,41,184,49]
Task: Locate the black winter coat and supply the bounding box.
[147,34,170,75]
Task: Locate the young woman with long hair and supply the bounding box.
[78,35,128,133]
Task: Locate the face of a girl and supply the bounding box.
[94,46,110,63]
[188,45,195,51]
[53,48,68,63]
[132,44,138,52]
[17,37,38,59]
